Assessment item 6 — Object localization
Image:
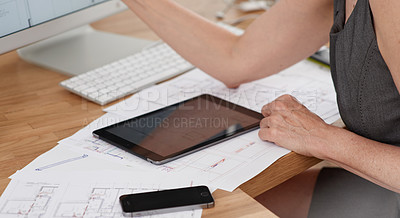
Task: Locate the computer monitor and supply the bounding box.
[0,0,153,76]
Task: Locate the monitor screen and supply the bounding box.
[0,0,127,56]
[1,0,110,38]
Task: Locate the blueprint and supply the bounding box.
[0,174,202,218]
[58,113,290,192]
[56,60,339,192]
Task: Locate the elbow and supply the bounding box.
[223,80,242,89]
[220,72,247,89]
[205,65,247,89]
[220,62,263,89]
[207,50,268,89]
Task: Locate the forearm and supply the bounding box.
[122,0,241,87]
[122,0,333,87]
[316,126,400,193]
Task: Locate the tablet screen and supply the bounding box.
[94,94,263,163]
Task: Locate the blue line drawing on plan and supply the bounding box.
[35,154,88,171]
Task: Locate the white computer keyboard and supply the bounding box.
[60,23,244,105]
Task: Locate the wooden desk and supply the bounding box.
[0,1,320,217]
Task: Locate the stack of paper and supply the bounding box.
[0,60,340,217]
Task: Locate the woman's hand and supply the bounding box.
[259,95,400,193]
[258,94,332,158]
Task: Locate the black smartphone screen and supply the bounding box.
[119,186,214,213]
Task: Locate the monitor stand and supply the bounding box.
[17,25,154,77]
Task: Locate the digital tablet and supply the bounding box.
[93,94,263,165]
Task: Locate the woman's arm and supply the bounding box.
[258,95,400,193]
[122,0,333,88]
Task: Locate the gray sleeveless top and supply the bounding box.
[330,0,400,146]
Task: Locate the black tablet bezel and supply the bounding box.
[93,94,264,165]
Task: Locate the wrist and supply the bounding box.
[309,124,343,160]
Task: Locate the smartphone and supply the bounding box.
[119,186,215,215]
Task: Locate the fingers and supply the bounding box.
[261,94,304,117]
[258,125,282,142]
[258,95,328,157]
[259,95,303,143]
[259,115,284,128]
[259,117,268,128]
